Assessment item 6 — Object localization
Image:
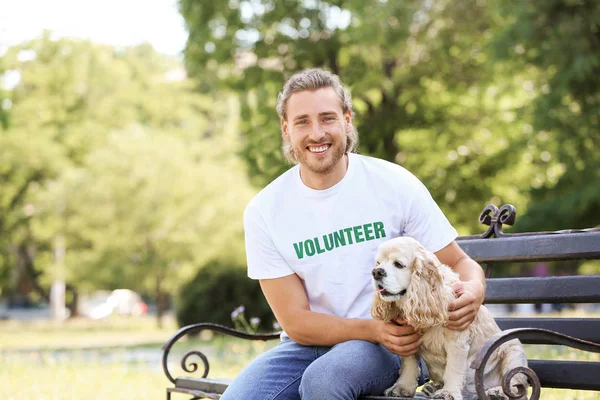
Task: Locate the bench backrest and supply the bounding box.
[456,205,600,391]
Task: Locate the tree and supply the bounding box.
[178,0,544,233]
[0,130,66,300]
[493,0,600,231]
[1,33,255,324]
[33,128,253,326]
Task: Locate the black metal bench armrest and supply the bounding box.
[471,328,600,400]
[161,322,281,384]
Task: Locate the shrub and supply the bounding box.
[175,260,276,332]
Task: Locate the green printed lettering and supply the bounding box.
[323,233,334,251]
[343,227,354,244]
[333,230,346,248]
[314,237,326,254]
[294,221,385,258]
[363,223,375,241]
[293,242,305,259]
[304,240,316,257]
[353,225,365,243]
[374,221,386,239]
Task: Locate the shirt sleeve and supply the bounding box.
[402,175,458,253]
[244,202,295,280]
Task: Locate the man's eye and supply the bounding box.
[393,261,404,269]
[296,120,308,125]
[323,117,335,122]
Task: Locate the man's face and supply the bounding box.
[282,87,352,175]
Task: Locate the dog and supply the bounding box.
[370,236,528,400]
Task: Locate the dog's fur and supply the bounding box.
[370,237,528,400]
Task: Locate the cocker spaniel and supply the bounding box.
[370,236,528,400]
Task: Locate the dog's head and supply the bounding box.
[370,236,451,328]
[370,236,423,302]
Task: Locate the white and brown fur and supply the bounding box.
[370,237,528,400]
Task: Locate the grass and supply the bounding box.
[0,315,175,400]
[0,361,166,400]
[1,314,599,399]
[0,314,177,350]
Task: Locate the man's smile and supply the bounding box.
[308,144,330,154]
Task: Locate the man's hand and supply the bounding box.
[435,242,486,331]
[375,318,422,356]
[446,280,485,330]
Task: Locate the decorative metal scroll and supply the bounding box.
[477,204,516,238]
[161,322,281,384]
[471,328,600,400]
[458,204,600,240]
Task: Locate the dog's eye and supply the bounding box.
[375,261,380,266]
[393,261,405,269]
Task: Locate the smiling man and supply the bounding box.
[221,69,486,400]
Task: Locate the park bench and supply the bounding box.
[161,204,600,400]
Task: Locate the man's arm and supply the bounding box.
[434,241,486,331]
[259,274,422,355]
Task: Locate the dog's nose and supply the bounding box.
[372,268,386,279]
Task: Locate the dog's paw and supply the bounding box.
[432,389,461,400]
[485,387,509,400]
[384,384,417,398]
[421,382,443,397]
[485,384,528,400]
[508,374,529,398]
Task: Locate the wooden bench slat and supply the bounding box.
[362,362,600,396]
[361,394,428,399]
[172,361,600,397]
[167,386,219,400]
[174,377,231,395]
[496,318,600,343]
[529,360,600,390]
[485,276,600,304]
[457,231,600,262]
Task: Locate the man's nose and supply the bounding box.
[372,268,386,279]
[309,122,325,140]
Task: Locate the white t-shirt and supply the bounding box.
[243,153,458,325]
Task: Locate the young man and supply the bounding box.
[221,69,486,400]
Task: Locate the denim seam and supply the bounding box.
[267,371,304,400]
[266,344,322,400]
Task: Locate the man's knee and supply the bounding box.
[298,340,401,399]
[299,363,352,399]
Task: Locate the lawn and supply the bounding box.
[0,314,176,350]
[1,314,598,399]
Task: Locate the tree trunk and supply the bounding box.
[155,273,165,329]
[66,284,79,318]
[17,241,50,303]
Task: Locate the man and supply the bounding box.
[221,68,486,400]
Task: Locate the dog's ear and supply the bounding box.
[413,248,444,281]
[371,294,398,323]
[403,250,449,329]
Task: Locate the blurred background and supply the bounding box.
[0,0,598,399]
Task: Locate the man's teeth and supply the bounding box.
[309,145,329,153]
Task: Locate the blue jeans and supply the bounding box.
[221,338,428,400]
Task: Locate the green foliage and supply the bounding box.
[0,33,256,316]
[32,128,253,295]
[492,0,600,231]
[175,260,276,331]
[179,0,600,236]
[178,0,550,233]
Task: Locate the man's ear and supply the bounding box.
[281,118,289,141]
[344,110,352,133]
